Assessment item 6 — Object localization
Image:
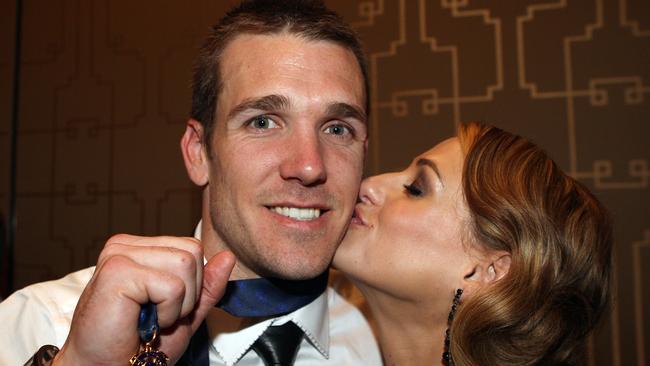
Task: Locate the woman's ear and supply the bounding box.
[461,251,511,296]
[181,119,209,186]
[487,252,511,282]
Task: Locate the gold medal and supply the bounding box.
[129,328,169,366]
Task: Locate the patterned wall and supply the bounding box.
[0,0,648,364]
[1,0,17,297]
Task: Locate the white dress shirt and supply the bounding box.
[0,267,382,365]
[205,286,380,365]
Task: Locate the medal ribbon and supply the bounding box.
[176,270,329,365]
[217,270,329,317]
[132,302,169,365]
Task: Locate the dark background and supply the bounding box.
[1,1,648,364]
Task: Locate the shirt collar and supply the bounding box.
[195,219,330,365]
[205,290,330,365]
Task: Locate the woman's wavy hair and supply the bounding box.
[451,122,613,365]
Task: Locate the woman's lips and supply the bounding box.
[351,206,367,226]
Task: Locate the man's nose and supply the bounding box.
[279,131,326,186]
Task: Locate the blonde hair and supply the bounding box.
[451,122,612,365]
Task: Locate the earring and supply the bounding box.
[442,288,463,366]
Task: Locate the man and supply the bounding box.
[0,1,381,365]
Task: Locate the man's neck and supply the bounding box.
[227,263,261,280]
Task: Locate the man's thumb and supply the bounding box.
[191,250,235,329]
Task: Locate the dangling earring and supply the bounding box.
[442,288,463,366]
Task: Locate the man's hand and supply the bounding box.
[52,234,235,365]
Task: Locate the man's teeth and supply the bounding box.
[271,207,321,221]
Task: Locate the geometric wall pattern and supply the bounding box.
[0,1,648,364]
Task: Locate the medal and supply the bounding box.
[129,332,169,366]
[130,302,169,366]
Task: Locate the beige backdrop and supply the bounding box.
[1,0,648,365]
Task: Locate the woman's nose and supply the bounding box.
[359,173,395,206]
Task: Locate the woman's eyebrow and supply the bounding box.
[416,158,444,187]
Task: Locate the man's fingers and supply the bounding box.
[190,251,236,331]
[97,235,205,317]
[93,255,186,329]
[103,235,203,277]
[97,243,200,316]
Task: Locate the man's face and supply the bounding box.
[204,33,367,280]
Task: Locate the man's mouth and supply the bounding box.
[269,206,322,221]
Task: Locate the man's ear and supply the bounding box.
[181,119,209,186]
[363,138,369,157]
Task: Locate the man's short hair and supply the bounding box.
[191,0,369,147]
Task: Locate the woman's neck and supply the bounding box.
[360,287,449,366]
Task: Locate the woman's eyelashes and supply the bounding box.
[403,171,434,197]
[403,182,423,197]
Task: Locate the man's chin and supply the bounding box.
[254,260,331,281]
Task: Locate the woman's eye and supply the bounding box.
[403,183,423,197]
[324,124,351,136]
[249,116,278,129]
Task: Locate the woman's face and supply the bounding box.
[334,137,475,302]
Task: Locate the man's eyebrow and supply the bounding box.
[325,102,367,123]
[416,158,444,187]
[227,94,290,119]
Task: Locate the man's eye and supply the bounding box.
[249,116,278,129]
[403,183,423,197]
[324,124,351,136]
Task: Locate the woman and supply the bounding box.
[334,122,612,365]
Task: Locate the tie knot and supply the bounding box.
[252,322,304,366]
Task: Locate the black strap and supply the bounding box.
[23,345,59,366]
[176,321,210,366]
